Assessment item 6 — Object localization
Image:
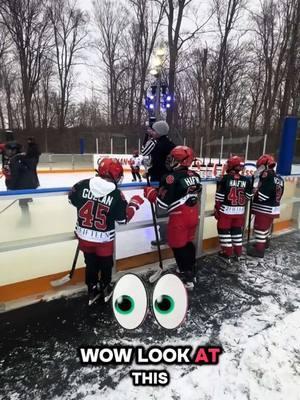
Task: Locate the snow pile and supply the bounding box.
[64,309,300,400]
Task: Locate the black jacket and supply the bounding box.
[142,135,175,182]
[8,153,40,190]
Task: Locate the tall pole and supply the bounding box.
[245,134,250,162]
[125,137,127,154]
[155,73,161,120]
[96,138,99,154]
[220,135,224,160]
[262,134,267,154]
[110,137,113,155]
[200,136,203,158]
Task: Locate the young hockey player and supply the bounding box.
[143,146,202,289]
[214,156,253,261]
[247,154,284,258]
[129,150,142,182]
[69,158,144,305]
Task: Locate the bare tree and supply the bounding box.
[0,0,52,130]
[250,0,294,136]
[210,0,244,133]
[157,0,213,127]
[1,62,16,129]
[279,0,300,119]
[128,0,165,126]
[93,0,129,126]
[48,0,88,132]
[0,24,12,129]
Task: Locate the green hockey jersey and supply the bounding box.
[157,169,202,212]
[252,170,284,215]
[215,173,253,215]
[68,177,128,243]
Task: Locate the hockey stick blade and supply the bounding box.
[149,269,162,283]
[104,291,113,303]
[50,274,71,287]
[51,245,80,287]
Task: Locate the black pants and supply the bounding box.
[172,242,196,279]
[131,168,142,181]
[84,253,113,291]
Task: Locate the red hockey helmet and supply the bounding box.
[169,146,194,169]
[226,156,244,172]
[256,154,276,169]
[97,158,123,182]
[133,149,139,156]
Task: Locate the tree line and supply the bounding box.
[0,0,299,156]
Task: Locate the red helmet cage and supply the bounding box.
[97,158,123,182]
[226,156,244,172]
[256,154,276,169]
[170,146,194,167]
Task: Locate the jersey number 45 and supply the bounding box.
[79,200,109,230]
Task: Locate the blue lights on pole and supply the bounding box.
[144,85,174,113]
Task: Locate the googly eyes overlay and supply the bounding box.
[152,274,188,330]
[112,274,148,330]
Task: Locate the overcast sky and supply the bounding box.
[74,0,260,102]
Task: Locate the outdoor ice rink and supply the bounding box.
[1,168,300,400]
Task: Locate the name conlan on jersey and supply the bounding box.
[82,188,113,206]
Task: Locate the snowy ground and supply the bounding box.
[1,231,300,400]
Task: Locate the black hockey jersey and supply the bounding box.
[141,136,176,182]
[157,169,202,213]
[68,177,128,243]
[252,170,284,216]
[215,173,253,215]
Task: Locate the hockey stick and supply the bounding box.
[0,199,18,214]
[146,173,164,283]
[244,175,255,266]
[50,244,80,287]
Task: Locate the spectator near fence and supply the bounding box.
[141,120,176,246]
[9,137,40,191]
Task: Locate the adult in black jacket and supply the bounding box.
[9,137,40,190]
[142,120,175,182]
[141,120,175,245]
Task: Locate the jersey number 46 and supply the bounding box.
[228,187,246,206]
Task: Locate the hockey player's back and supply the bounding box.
[247,154,284,259]
[215,156,253,260]
[216,173,252,216]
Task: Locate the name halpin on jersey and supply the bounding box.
[156,170,202,212]
[69,179,128,243]
[215,174,253,215]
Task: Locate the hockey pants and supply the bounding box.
[253,213,275,253]
[84,253,113,292]
[78,239,114,292]
[217,214,244,257]
[131,167,142,181]
[168,205,199,279]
